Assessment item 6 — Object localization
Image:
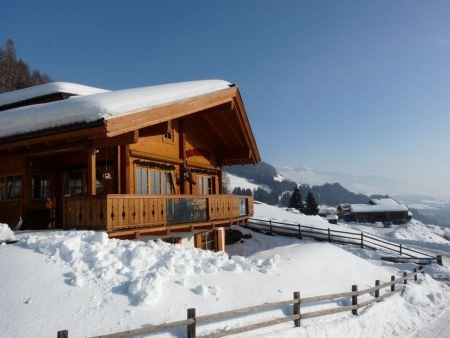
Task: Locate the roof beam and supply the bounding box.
[105,88,237,137]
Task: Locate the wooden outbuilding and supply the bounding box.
[337,198,411,225]
[0,80,260,250]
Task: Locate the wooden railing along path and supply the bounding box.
[246,218,443,266]
[57,267,424,338]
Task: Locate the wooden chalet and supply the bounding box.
[0,80,260,251]
[337,198,411,225]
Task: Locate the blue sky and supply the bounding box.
[2,1,450,196]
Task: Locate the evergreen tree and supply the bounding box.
[288,186,304,211]
[279,191,292,207]
[0,39,51,93]
[305,191,319,215]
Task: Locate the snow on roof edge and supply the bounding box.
[0,82,109,107]
[0,80,232,140]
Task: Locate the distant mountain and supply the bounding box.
[224,162,372,207]
[300,182,370,206]
[226,162,450,227]
[278,165,422,197]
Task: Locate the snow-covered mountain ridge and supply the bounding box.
[226,162,450,227]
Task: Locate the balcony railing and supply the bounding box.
[64,194,253,232]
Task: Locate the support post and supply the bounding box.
[414,268,418,281]
[187,308,196,338]
[437,255,443,266]
[57,330,68,338]
[269,219,273,235]
[391,275,395,292]
[375,280,380,299]
[399,244,402,256]
[327,228,331,242]
[119,144,130,194]
[403,272,407,285]
[298,224,302,239]
[115,145,121,194]
[352,285,358,315]
[87,148,97,196]
[360,232,364,248]
[293,291,301,327]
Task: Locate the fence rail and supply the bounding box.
[57,267,424,338]
[245,218,442,265]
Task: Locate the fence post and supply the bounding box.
[352,285,358,315]
[298,224,302,239]
[399,244,402,256]
[328,228,331,243]
[414,268,417,282]
[360,232,364,248]
[375,280,380,299]
[57,331,68,338]
[293,291,301,327]
[437,255,443,266]
[187,308,196,338]
[403,272,407,285]
[269,219,273,235]
[391,275,395,292]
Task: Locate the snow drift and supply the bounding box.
[19,230,277,305]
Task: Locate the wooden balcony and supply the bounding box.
[64,194,253,236]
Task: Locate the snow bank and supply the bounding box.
[0,223,14,241]
[19,231,276,305]
[254,202,339,229]
[388,220,450,244]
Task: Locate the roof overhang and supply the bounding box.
[0,86,260,165]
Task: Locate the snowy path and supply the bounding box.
[413,306,450,338]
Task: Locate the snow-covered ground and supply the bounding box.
[1,203,450,337]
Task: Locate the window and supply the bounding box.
[32,175,49,199]
[197,175,214,195]
[0,177,4,200]
[163,121,174,143]
[0,175,22,200]
[67,172,84,196]
[6,176,22,199]
[200,231,217,250]
[135,167,174,195]
[136,167,149,194]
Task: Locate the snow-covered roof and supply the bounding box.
[369,198,401,206]
[350,203,408,213]
[0,80,231,140]
[0,82,109,107]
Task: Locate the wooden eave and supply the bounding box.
[105,86,260,164]
[0,121,107,154]
[0,86,261,164]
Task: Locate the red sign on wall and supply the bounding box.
[186,148,209,159]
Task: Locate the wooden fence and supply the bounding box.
[246,218,443,266]
[57,267,424,338]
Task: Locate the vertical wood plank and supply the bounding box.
[87,148,96,196]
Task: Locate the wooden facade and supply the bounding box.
[0,82,260,250]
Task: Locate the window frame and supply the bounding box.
[135,166,175,195]
[3,175,22,200]
[197,174,215,195]
[32,175,50,200]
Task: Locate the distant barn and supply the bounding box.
[337,198,411,225]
